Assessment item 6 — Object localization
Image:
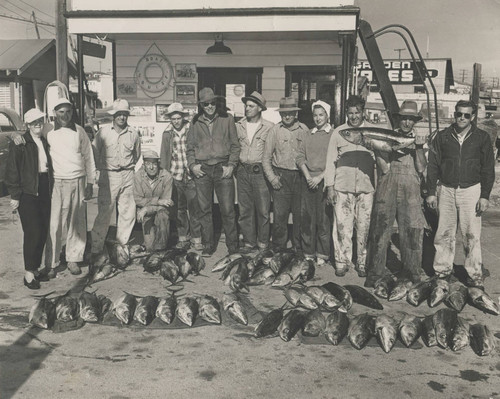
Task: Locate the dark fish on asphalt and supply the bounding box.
[302,309,326,337]
[176,297,199,327]
[198,295,221,324]
[79,291,101,322]
[324,311,349,345]
[106,242,130,269]
[91,263,121,283]
[398,313,422,348]
[375,314,398,353]
[306,286,340,311]
[212,253,245,272]
[470,323,497,356]
[113,292,137,325]
[433,308,458,349]
[451,316,470,352]
[224,260,249,293]
[284,286,318,310]
[468,287,500,316]
[269,251,295,275]
[186,252,206,275]
[406,279,434,307]
[348,313,375,350]
[338,127,415,152]
[421,315,437,347]
[29,297,56,329]
[428,279,450,308]
[445,283,468,312]
[55,292,79,322]
[156,294,177,324]
[134,296,159,326]
[271,255,303,287]
[322,282,353,312]
[222,293,248,325]
[160,260,180,284]
[247,267,276,286]
[176,254,194,279]
[344,285,384,310]
[388,278,413,302]
[129,244,148,260]
[99,295,113,319]
[278,309,307,342]
[254,307,284,338]
[374,275,396,300]
[143,252,164,273]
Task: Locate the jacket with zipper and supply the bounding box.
[236,117,274,164]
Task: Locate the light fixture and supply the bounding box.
[206,34,232,55]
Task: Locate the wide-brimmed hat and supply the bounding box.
[198,87,220,104]
[24,108,46,124]
[108,99,131,116]
[277,97,301,112]
[142,150,160,160]
[166,103,189,117]
[395,100,422,121]
[53,97,72,111]
[242,91,267,111]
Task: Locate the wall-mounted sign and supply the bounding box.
[357,60,439,85]
[134,43,173,98]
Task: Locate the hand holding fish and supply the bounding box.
[415,132,428,146]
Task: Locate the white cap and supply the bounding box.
[53,97,72,110]
[24,108,46,124]
[108,98,131,115]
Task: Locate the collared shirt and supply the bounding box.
[324,121,376,194]
[200,114,216,135]
[133,167,173,208]
[262,120,308,182]
[296,123,333,177]
[168,124,190,181]
[236,117,274,164]
[93,124,141,171]
[32,134,48,173]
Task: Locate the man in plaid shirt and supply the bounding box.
[160,103,202,250]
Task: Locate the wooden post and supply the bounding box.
[56,0,68,86]
[471,63,482,107]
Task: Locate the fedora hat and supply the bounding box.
[198,87,220,104]
[108,99,131,116]
[395,100,422,121]
[277,97,301,112]
[166,102,189,117]
[24,108,46,124]
[242,91,267,111]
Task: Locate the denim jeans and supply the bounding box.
[194,163,238,251]
[236,164,271,249]
[174,179,201,243]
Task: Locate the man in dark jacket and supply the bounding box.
[186,87,240,256]
[426,100,495,289]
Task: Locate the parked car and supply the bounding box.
[0,108,25,196]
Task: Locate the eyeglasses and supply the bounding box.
[201,101,216,107]
[29,120,44,126]
[454,112,472,119]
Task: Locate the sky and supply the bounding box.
[0,0,499,83]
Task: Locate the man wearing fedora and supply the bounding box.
[91,98,141,265]
[235,91,274,253]
[263,97,308,251]
[160,102,202,251]
[186,87,240,256]
[364,100,428,287]
[134,150,173,251]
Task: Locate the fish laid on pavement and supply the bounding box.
[79,291,101,323]
[306,286,341,311]
[156,294,177,324]
[388,278,413,302]
[398,313,422,348]
[247,268,276,286]
[324,311,349,346]
[254,307,284,338]
[374,275,396,300]
[176,297,199,327]
[302,309,326,337]
[160,260,180,284]
[451,316,470,352]
[113,292,137,325]
[428,279,450,308]
[433,308,458,349]
[143,252,164,273]
[186,252,206,275]
[225,261,250,293]
[268,251,295,275]
[99,295,113,319]
[134,296,159,326]
[445,283,468,312]
[272,256,313,287]
[222,293,248,326]
[348,313,375,350]
[198,295,221,325]
[375,314,398,353]
[344,285,384,310]
[406,279,434,307]
[176,254,194,279]
[278,309,307,342]
[29,297,56,329]
[106,242,130,269]
[338,127,415,152]
[91,263,120,283]
[322,282,353,312]
[284,286,318,310]
[421,315,437,347]
[55,292,79,322]
[212,253,245,273]
[469,324,497,356]
[467,287,500,316]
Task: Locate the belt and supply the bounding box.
[240,162,262,174]
[110,167,133,172]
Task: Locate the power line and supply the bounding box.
[0,12,54,27]
[5,0,31,18]
[16,0,54,21]
[0,3,28,20]
[39,25,55,36]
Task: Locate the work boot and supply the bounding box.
[192,240,204,251]
[176,241,191,250]
[355,264,367,278]
[67,262,82,275]
[202,245,215,258]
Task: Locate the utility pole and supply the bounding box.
[56,0,68,86]
[459,69,467,83]
[31,12,40,39]
[394,48,405,60]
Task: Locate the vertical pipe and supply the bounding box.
[339,33,352,126]
[77,34,85,127]
[56,0,68,86]
[112,40,117,100]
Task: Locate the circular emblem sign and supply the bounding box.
[134,53,172,98]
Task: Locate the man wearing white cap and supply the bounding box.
[91,99,141,265]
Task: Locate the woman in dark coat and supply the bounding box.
[5,108,52,289]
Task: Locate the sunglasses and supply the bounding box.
[454,112,472,119]
[201,101,216,107]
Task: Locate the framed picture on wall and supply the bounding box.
[156,104,172,123]
[175,83,198,104]
[175,63,198,81]
[116,80,137,97]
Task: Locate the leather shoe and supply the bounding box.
[202,246,215,258]
[24,277,40,290]
[35,271,50,282]
[67,262,82,275]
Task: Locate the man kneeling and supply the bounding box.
[134,151,173,251]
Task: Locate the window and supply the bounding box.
[0,112,15,132]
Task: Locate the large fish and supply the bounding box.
[284,286,318,310]
[29,297,56,329]
[268,251,295,275]
[79,291,101,322]
[398,313,422,348]
[176,254,194,280]
[338,127,415,152]
[99,295,113,320]
[55,292,79,322]
[428,279,450,307]
[451,316,470,352]
[324,311,349,346]
[106,242,130,269]
[344,285,384,310]
[388,278,413,302]
[278,309,307,342]
[212,253,245,273]
[247,267,276,286]
[374,275,396,300]
[197,295,221,325]
[113,292,137,325]
[254,307,284,338]
[305,286,341,311]
[322,282,353,312]
[348,313,375,350]
[91,263,120,283]
[156,294,177,324]
[421,315,437,347]
[186,252,206,275]
[467,287,500,316]
[160,260,180,284]
[302,309,326,337]
[272,256,314,287]
[143,252,164,273]
[406,279,434,307]
[445,283,468,312]
[375,314,398,353]
[225,261,250,293]
[134,296,159,326]
[432,308,458,349]
[470,324,497,356]
[222,293,248,326]
[176,297,199,327]
[129,244,148,260]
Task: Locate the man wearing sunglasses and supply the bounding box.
[426,100,495,289]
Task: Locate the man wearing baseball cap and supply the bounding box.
[91,98,141,266]
[134,150,173,251]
